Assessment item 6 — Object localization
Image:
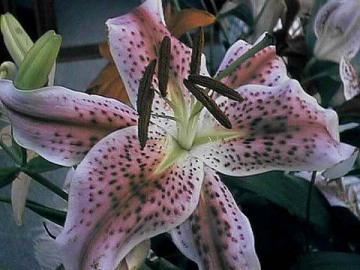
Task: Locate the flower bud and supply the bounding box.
[14,30,62,90]
[0,61,17,80]
[0,13,33,65]
[314,0,360,63]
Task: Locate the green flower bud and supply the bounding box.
[0,61,17,80]
[0,13,33,65]
[14,30,62,90]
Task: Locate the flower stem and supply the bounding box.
[305,171,317,252]
[302,57,317,79]
[23,171,68,201]
[214,33,274,80]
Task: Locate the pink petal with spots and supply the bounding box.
[216,40,288,90]
[56,125,204,270]
[191,79,356,176]
[0,79,137,166]
[107,0,209,135]
[171,166,260,270]
[340,57,359,101]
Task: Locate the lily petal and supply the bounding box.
[107,0,208,135]
[192,80,356,176]
[56,125,204,270]
[171,166,260,270]
[0,79,137,166]
[124,240,150,270]
[314,0,341,38]
[216,41,289,90]
[340,57,359,101]
[11,172,31,226]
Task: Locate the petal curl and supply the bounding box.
[171,166,260,270]
[314,0,360,62]
[0,79,137,166]
[192,80,356,176]
[216,41,289,90]
[107,0,209,135]
[314,0,341,38]
[56,125,204,270]
[340,57,359,101]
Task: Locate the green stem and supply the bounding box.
[24,171,68,201]
[214,33,274,80]
[301,71,333,84]
[303,56,317,79]
[305,171,317,253]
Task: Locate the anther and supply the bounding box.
[183,79,232,129]
[138,87,155,149]
[190,27,204,75]
[158,36,171,97]
[188,74,244,102]
[137,59,157,115]
[137,59,157,149]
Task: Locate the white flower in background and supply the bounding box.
[314,0,360,63]
[250,0,287,40]
[296,171,360,219]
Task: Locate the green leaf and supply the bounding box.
[10,136,26,165]
[346,168,360,176]
[0,167,19,188]
[336,95,360,124]
[22,156,63,173]
[222,171,332,233]
[290,252,360,270]
[340,126,360,148]
[0,197,66,226]
[26,201,65,226]
[23,171,68,201]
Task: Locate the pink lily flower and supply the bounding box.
[0,0,356,269]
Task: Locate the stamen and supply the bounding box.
[138,87,155,149]
[188,74,244,102]
[137,59,157,114]
[183,79,232,129]
[137,59,157,149]
[190,27,204,75]
[158,36,171,97]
